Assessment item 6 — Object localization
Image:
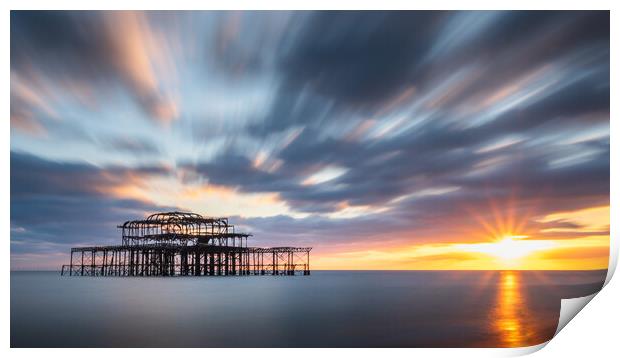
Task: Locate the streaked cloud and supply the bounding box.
[10,11,609,270]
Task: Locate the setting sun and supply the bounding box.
[456,235,556,261]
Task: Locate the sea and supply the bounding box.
[10,270,606,348]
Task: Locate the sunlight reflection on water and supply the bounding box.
[492,271,557,347]
[495,271,527,346]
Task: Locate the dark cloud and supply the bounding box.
[11,11,178,125]
[10,152,177,258]
[186,126,608,218]
[396,11,609,119]
[279,11,446,109]
[185,152,294,193]
[11,151,171,198]
[253,11,609,134]
[11,11,111,79]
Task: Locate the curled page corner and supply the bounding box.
[554,293,598,338]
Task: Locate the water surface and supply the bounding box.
[11,270,606,347]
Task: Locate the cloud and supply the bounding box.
[11,11,179,127]
[98,136,160,156]
[278,11,445,109]
[101,11,178,123]
[10,109,47,137]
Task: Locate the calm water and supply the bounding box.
[11,270,606,348]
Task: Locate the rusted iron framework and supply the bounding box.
[61,212,311,277]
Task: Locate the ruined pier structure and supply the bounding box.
[61,212,311,277]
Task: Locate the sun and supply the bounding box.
[456,234,556,262]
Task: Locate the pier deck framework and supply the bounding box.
[61,212,311,277]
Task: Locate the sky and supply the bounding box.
[10,11,609,270]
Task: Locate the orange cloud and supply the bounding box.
[538,206,609,233]
[103,11,178,124]
[532,246,609,261]
[11,72,57,119]
[10,111,47,137]
[10,71,56,136]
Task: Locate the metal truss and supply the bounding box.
[61,212,311,277]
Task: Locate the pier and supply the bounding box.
[61,212,311,277]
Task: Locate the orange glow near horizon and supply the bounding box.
[311,204,609,271]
